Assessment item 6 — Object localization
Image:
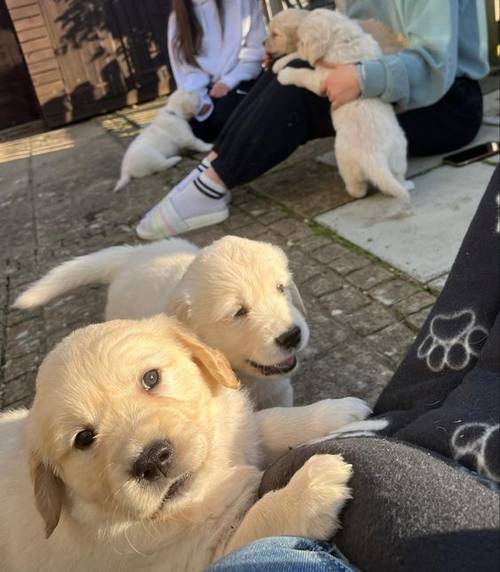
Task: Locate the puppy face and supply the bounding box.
[298,9,363,64]
[26,316,239,538]
[169,236,310,380]
[166,89,200,118]
[265,9,307,57]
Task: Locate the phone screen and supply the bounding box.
[444,142,499,165]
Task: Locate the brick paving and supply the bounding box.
[0,102,438,412]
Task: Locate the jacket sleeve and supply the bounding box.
[358,0,459,111]
[219,1,267,89]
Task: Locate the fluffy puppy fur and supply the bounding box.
[265,8,408,62]
[113,90,212,191]
[0,316,370,572]
[276,10,412,201]
[14,236,309,409]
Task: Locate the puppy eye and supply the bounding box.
[142,369,161,391]
[234,306,248,318]
[74,428,96,450]
[277,283,285,294]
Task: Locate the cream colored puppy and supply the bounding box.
[15,237,309,409]
[113,90,212,191]
[276,10,412,201]
[0,316,370,572]
[266,8,408,66]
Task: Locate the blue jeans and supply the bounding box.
[206,536,357,571]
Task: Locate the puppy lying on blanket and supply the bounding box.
[15,236,308,410]
[273,9,413,202]
[0,316,370,572]
[114,90,212,191]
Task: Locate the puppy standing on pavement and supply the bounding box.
[113,89,212,191]
[276,10,412,202]
[0,316,370,572]
[15,236,309,409]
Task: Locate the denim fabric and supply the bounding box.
[206,536,357,572]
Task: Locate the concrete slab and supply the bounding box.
[483,90,500,126]
[315,162,494,282]
[316,123,499,178]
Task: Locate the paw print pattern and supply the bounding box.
[451,423,500,482]
[417,310,488,372]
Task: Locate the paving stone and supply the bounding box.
[295,343,394,406]
[2,371,36,408]
[394,290,436,316]
[346,264,395,291]
[329,250,371,275]
[370,279,420,306]
[311,242,351,264]
[344,303,398,336]
[427,274,449,292]
[3,352,40,382]
[272,217,313,240]
[367,322,416,366]
[303,271,343,298]
[297,233,335,252]
[287,250,323,285]
[257,159,353,218]
[406,306,432,331]
[320,285,371,315]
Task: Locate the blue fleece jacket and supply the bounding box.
[346,0,490,110]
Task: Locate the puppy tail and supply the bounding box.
[13,245,136,310]
[367,162,411,203]
[113,172,131,192]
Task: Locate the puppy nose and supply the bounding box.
[132,439,174,482]
[275,326,302,349]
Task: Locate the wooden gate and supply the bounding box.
[0,0,39,129]
[6,0,171,128]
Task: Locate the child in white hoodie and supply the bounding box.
[168,0,266,143]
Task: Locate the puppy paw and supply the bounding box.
[277,68,296,86]
[272,57,289,74]
[199,142,213,153]
[288,454,353,539]
[306,397,372,440]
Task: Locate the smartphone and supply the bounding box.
[443,141,499,167]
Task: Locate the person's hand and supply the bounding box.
[318,62,361,110]
[209,82,230,99]
[199,103,212,116]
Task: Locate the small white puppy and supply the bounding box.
[276,10,413,202]
[0,316,370,572]
[114,89,212,191]
[15,236,309,409]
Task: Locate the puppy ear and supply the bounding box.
[168,293,192,324]
[174,324,240,390]
[30,452,64,538]
[290,281,307,316]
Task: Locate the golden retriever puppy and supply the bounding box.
[0,316,370,572]
[267,8,408,71]
[276,10,412,202]
[15,236,309,409]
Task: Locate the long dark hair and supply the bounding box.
[172,0,225,66]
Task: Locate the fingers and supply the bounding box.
[317,60,338,70]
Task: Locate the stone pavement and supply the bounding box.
[2,81,496,412]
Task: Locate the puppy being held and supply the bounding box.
[15,236,308,409]
[276,10,412,202]
[0,315,370,572]
[113,89,212,192]
[265,8,408,69]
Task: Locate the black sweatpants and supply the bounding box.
[189,79,258,143]
[212,61,483,189]
[260,166,500,572]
